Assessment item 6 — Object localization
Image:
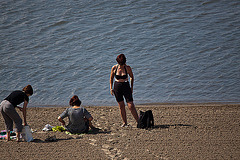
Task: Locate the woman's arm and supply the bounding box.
[16,106,23,112]
[88,116,93,121]
[87,116,94,129]
[58,116,66,126]
[22,100,28,125]
[110,65,116,95]
[127,66,134,92]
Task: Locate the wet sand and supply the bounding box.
[0,103,239,159]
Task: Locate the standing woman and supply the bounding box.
[110,54,138,127]
[0,85,33,141]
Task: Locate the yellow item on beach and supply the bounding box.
[65,131,85,135]
[52,126,66,132]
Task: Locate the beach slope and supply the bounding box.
[0,104,239,159]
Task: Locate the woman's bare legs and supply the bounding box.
[6,131,11,141]
[118,101,139,126]
[127,101,139,123]
[118,101,127,125]
[16,132,21,142]
[6,131,20,141]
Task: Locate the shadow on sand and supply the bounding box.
[32,127,111,143]
[154,124,197,129]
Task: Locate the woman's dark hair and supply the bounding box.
[22,85,33,95]
[69,95,81,106]
[116,54,126,65]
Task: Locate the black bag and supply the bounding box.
[137,110,154,129]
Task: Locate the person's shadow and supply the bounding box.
[32,127,111,143]
[88,127,111,135]
[154,124,197,129]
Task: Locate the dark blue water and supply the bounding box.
[1,0,240,106]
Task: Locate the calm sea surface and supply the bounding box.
[1,0,240,107]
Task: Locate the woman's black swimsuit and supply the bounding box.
[114,65,128,80]
[113,65,133,102]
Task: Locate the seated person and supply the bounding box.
[58,95,94,134]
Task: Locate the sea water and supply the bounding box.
[0,0,240,106]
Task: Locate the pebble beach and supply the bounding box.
[0,103,239,159]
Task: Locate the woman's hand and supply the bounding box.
[110,89,114,96]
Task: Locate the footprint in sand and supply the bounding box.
[89,138,123,159]
[101,143,122,159]
[89,138,97,146]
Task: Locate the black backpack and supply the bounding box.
[137,110,154,129]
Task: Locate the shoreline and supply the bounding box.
[28,101,240,108]
[1,103,240,159]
